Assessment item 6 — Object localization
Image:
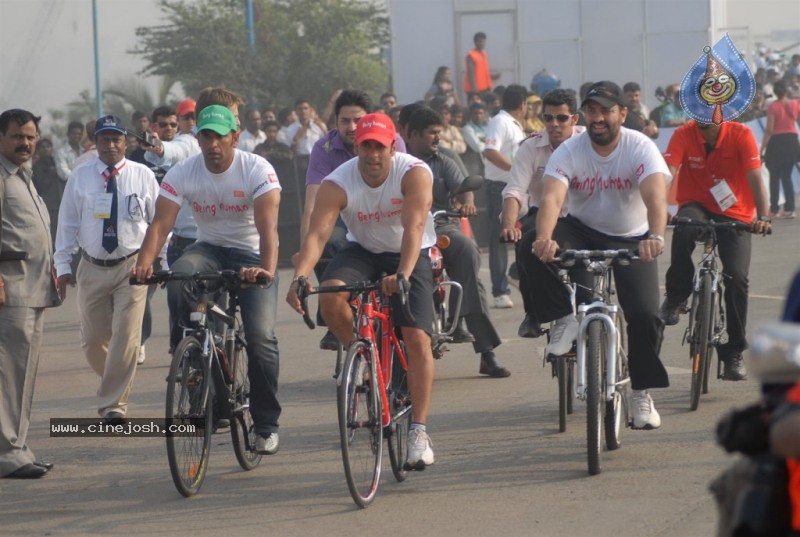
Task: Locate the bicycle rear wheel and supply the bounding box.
[166,336,212,497]
[230,334,263,471]
[690,273,713,411]
[338,340,383,508]
[586,320,604,476]
[387,341,411,482]
[605,314,627,451]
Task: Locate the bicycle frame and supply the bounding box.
[574,264,626,403]
[351,291,411,429]
[183,284,241,417]
[688,236,725,344]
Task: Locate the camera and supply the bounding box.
[127,129,162,148]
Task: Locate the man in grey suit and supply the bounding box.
[0,109,60,479]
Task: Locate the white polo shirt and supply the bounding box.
[484,109,525,183]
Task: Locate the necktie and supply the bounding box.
[102,166,118,253]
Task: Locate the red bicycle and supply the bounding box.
[296,273,414,508]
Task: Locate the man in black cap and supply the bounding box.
[526,81,671,430]
[54,115,159,423]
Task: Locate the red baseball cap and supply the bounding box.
[176,98,196,117]
[355,113,396,147]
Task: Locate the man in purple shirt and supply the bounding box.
[300,90,372,350]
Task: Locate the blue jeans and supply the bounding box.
[167,242,281,435]
[486,179,510,297]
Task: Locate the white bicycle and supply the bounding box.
[553,249,633,475]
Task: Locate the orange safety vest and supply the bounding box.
[786,383,800,530]
[464,49,492,93]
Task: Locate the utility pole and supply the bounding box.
[92,0,102,118]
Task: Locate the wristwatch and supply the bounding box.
[758,215,772,223]
[647,234,665,243]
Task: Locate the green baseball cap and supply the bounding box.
[197,105,238,135]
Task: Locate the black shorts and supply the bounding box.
[321,242,434,335]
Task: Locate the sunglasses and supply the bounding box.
[179,113,195,120]
[542,113,573,123]
[158,121,178,128]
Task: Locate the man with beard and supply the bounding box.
[499,89,585,337]
[526,81,671,430]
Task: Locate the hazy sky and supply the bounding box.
[0,0,165,116]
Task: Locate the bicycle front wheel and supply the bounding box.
[338,340,383,508]
[690,273,713,411]
[230,335,263,471]
[166,336,212,497]
[387,341,411,482]
[586,320,604,476]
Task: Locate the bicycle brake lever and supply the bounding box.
[296,276,316,329]
[396,271,416,325]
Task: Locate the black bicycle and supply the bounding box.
[131,269,269,496]
[673,217,762,410]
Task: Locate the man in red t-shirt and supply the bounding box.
[660,120,771,380]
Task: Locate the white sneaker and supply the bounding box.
[255,432,279,454]
[631,390,661,430]
[546,314,579,356]
[137,345,146,365]
[493,295,514,309]
[406,429,434,469]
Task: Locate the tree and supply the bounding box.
[133,0,390,110]
[45,75,181,146]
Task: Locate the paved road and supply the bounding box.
[1,217,797,536]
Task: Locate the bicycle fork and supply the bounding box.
[575,303,620,403]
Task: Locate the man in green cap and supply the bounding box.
[133,104,284,455]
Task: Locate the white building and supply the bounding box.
[388,0,800,109]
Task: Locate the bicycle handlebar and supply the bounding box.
[294,272,415,330]
[672,216,772,235]
[432,210,468,220]
[129,269,271,287]
[553,249,639,268]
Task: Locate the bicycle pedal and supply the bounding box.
[403,461,427,472]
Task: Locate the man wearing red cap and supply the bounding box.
[287,113,438,470]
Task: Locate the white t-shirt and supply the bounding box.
[159,150,281,252]
[323,153,437,254]
[484,110,525,183]
[545,128,670,237]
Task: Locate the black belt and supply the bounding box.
[81,250,138,267]
[169,235,196,249]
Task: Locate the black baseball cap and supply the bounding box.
[580,81,626,109]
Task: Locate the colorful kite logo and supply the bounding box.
[679,33,755,125]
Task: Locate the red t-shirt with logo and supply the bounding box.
[664,121,761,223]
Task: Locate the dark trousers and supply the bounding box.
[437,220,501,354]
[140,259,163,345]
[485,179,509,297]
[515,209,538,318]
[665,203,752,356]
[313,221,349,326]
[526,216,668,390]
[765,133,798,213]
